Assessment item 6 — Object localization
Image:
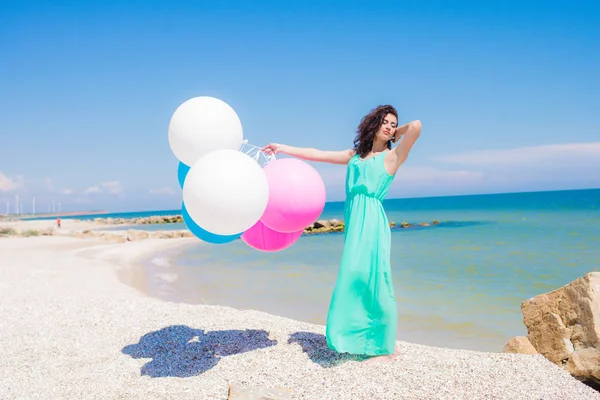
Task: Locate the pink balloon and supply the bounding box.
[241,220,303,252]
[260,158,326,233]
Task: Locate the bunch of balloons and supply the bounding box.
[168,96,326,252]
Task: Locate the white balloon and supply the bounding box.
[168,96,244,166]
[183,149,269,236]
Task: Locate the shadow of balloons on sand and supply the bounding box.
[122,325,277,378]
[288,331,369,368]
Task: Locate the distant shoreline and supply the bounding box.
[8,210,109,220]
[46,210,109,217]
[6,186,599,223]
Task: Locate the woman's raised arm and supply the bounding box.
[392,120,422,167]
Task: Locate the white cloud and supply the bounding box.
[314,164,485,200]
[150,187,175,195]
[83,181,123,195]
[72,196,93,204]
[0,172,23,192]
[62,189,73,195]
[101,181,123,194]
[394,166,484,185]
[83,186,102,195]
[388,166,486,197]
[435,142,600,167]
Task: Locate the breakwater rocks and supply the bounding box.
[304,219,440,235]
[1,218,440,240]
[83,216,441,235]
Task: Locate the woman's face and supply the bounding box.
[376,113,398,142]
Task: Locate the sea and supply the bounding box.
[34,188,600,352]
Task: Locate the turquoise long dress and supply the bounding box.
[325,151,397,356]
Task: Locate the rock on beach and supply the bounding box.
[505,272,600,390]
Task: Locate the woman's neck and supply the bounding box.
[370,140,388,154]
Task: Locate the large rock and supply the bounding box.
[520,272,600,387]
[503,336,537,354]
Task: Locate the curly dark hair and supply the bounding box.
[353,105,398,158]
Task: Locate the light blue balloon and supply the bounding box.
[177,162,191,189]
[181,203,241,244]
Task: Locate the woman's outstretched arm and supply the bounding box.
[262,143,355,165]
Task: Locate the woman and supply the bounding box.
[262,105,422,363]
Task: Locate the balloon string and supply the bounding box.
[240,140,277,165]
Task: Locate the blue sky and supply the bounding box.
[1,0,599,213]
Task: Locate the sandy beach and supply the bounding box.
[0,217,101,235]
[1,234,599,400]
